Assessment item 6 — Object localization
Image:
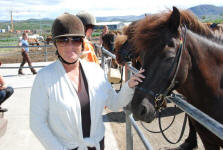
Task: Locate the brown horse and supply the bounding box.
[116,7,223,150]
[114,21,142,69]
[45,35,53,45]
[28,38,40,46]
[204,22,223,34]
[102,31,121,68]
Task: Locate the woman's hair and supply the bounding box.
[22,32,27,38]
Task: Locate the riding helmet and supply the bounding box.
[76,11,97,26]
[51,13,85,40]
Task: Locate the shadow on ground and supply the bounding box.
[103,106,184,123]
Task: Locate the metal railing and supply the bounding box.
[125,61,223,141]
[97,44,154,150]
[0,44,54,68]
[166,95,223,140]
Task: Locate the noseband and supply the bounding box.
[136,26,187,111]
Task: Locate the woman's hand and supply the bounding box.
[0,75,6,90]
[128,68,145,88]
[0,85,7,90]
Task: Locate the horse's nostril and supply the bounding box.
[139,105,147,116]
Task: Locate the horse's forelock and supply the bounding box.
[114,35,128,54]
[132,13,171,53]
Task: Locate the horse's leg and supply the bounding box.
[196,124,221,150]
[172,117,198,150]
[202,142,220,150]
[199,134,220,150]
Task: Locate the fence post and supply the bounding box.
[125,62,133,150]
[101,47,105,70]
[44,44,48,62]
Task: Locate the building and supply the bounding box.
[95,21,131,30]
[0,29,6,33]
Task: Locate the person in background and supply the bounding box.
[76,11,99,64]
[18,32,37,75]
[99,25,109,46]
[30,13,145,150]
[0,62,14,112]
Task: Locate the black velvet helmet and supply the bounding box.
[76,11,96,26]
[51,13,85,40]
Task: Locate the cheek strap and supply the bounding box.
[55,42,84,65]
[56,50,79,65]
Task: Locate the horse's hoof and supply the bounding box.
[178,142,198,150]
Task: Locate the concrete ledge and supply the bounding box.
[0,117,7,138]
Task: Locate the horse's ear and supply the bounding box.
[168,6,180,33]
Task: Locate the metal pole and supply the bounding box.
[0,45,53,48]
[166,96,223,140]
[101,47,116,59]
[0,66,45,69]
[129,115,154,150]
[125,109,133,150]
[125,62,133,150]
[44,44,48,62]
[101,49,105,70]
[126,65,139,74]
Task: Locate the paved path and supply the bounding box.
[0,62,119,150]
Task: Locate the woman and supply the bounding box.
[77,11,99,64]
[30,13,145,150]
[0,72,14,111]
[18,32,37,75]
[99,25,109,46]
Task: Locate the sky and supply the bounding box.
[0,0,222,20]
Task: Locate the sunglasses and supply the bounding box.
[55,37,83,46]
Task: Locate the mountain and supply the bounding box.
[96,5,223,22]
[96,14,146,22]
[0,20,8,23]
[189,4,223,16]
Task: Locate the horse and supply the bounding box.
[204,22,223,34]
[45,35,53,45]
[19,35,41,50]
[115,7,223,150]
[102,31,121,68]
[114,21,142,69]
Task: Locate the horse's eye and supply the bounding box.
[167,41,174,47]
[165,57,174,62]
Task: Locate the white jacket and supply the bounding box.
[30,59,134,150]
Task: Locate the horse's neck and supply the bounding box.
[178,30,223,105]
[184,21,223,45]
[187,30,223,60]
[211,31,223,45]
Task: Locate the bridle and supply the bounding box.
[136,25,187,111]
[138,25,188,144]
